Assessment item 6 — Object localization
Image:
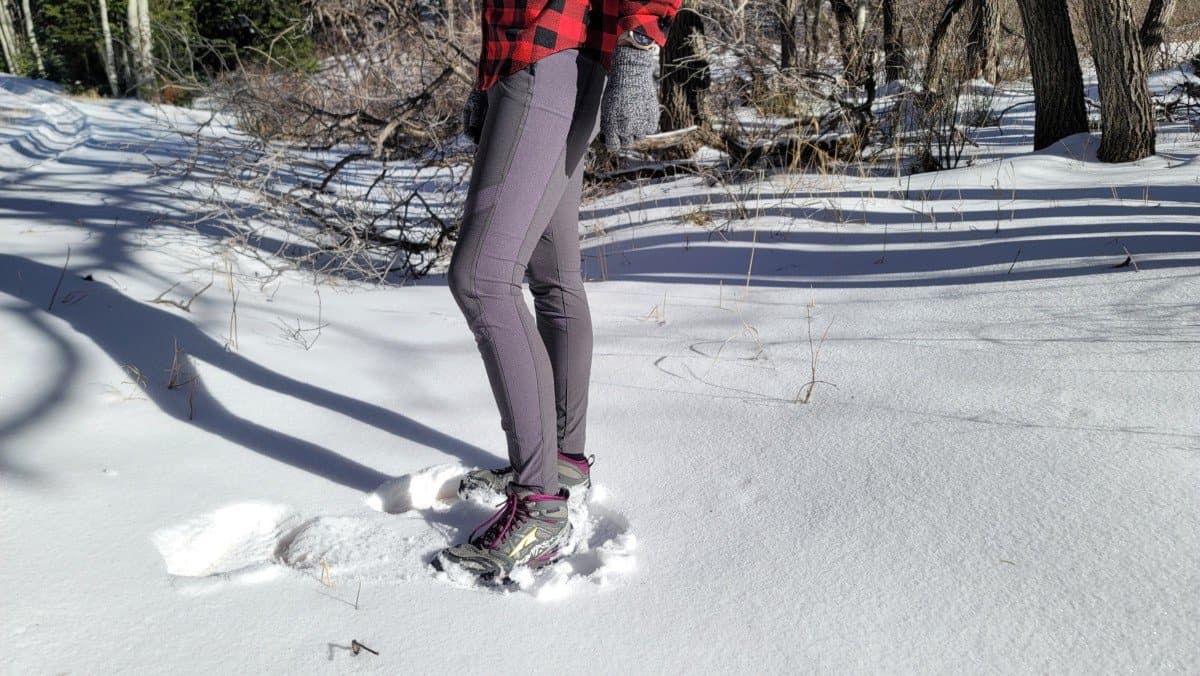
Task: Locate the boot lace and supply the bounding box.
[470,492,558,551]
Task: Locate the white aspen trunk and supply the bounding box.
[854,0,869,34]
[126,0,154,99]
[0,1,21,75]
[98,0,119,96]
[137,0,152,87]
[19,0,42,77]
[126,0,141,92]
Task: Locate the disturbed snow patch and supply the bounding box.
[151,465,636,598]
[152,502,301,592]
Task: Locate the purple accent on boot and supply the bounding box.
[469,490,565,550]
[557,452,591,472]
[529,548,562,566]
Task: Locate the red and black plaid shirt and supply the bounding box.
[476,0,680,90]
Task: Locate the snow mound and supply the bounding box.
[365,463,465,513]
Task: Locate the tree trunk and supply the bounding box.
[831,0,870,89]
[806,0,822,68]
[126,0,141,93]
[778,0,800,70]
[882,0,906,83]
[854,0,869,34]
[98,0,119,96]
[1138,0,1177,69]
[1013,0,1088,150]
[966,0,999,82]
[137,0,152,95]
[0,1,20,75]
[1084,0,1156,162]
[660,7,710,137]
[126,0,154,99]
[925,0,968,92]
[18,0,42,77]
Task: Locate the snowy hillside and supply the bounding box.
[1,70,1198,674]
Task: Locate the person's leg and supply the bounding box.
[447,50,586,495]
[526,53,606,460]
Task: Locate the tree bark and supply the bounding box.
[925,0,968,91]
[0,1,20,75]
[1084,0,1156,161]
[881,0,906,83]
[137,0,152,92]
[98,0,119,96]
[1138,0,1177,69]
[966,0,999,82]
[18,0,42,77]
[806,0,822,68]
[778,0,800,70]
[126,0,154,99]
[830,0,871,89]
[660,7,709,131]
[1013,0,1088,150]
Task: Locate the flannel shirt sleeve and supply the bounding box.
[615,0,681,47]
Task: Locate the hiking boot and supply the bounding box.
[434,485,571,579]
[458,452,593,505]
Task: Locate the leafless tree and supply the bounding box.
[1138,0,1178,67]
[964,0,998,83]
[1085,0,1156,161]
[126,0,154,99]
[881,0,906,83]
[0,1,19,74]
[19,0,42,77]
[1013,0,1088,150]
[162,0,478,282]
[98,0,120,96]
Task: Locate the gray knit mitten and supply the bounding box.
[600,46,660,152]
[462,88,487,145]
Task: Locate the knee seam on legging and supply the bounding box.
[469,72,544,465]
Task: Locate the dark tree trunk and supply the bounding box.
[925,0,968,91]
[660,8,710,132]
[806,0,822,68]
[831,0,871,90]
[1013,0,1088,150]
[1138,0,1177,69]
[966,0,1000,82]
[882,0,906,83]
[1085,0,1156,162]
[779,0,800,70]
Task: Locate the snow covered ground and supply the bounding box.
[1,71,1198,674]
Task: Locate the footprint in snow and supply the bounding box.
[152,464,636,598]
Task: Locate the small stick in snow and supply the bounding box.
[1118,246,1140,272]
[350,640,378,656]
[354,581,361,611]
[148,279,213,313]
[1007,247,1022,274]
[874,223,888,265]
[321,559,334,587]
[48,245,71,311]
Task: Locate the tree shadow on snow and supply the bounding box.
[572,182,1200,289]
[0,254,494,489]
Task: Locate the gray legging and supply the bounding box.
[448,49,606,494]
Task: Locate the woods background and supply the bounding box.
[2,0,1198,280]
